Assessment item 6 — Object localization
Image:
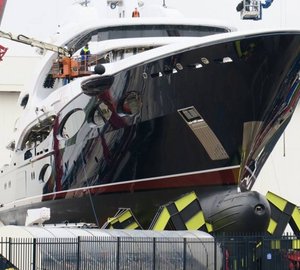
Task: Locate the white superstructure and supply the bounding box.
[0,55,41,164]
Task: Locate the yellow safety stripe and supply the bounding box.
[126,222,140,230]
[271,240,280,249]
[118,210,132,223]
[107,217,118,225]
[152,208,171,231]
[292,240,300,249]
[206,223,213,233]
[267,218,277,234]
[266,192,287,211]
[174,192,197,212]
[185,211,205,230]
[291,207,300,231]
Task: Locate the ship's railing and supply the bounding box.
[50,46,154,79]
[51,54,106,79]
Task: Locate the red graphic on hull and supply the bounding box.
[0,0,7,25]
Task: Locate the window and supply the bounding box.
[39,164,52,183]
[60,109,85,139]
[68,24,230,54]
[21,116,56,150]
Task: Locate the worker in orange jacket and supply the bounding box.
[132,7,140,17]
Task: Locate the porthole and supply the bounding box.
[92,103,112,126]
[39,164,52,183]
[175,63,183,70]
[201,57,209,64]
[61,109,85,139]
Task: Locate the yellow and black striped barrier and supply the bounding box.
[266,191,300,236]
[102,208,142,230]
[102,190,300,236]
[149,191,213,232]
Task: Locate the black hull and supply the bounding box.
[52,31,300,193]
[1,185,270,233]
[1,31,300,231]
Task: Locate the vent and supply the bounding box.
[178,106,229,160]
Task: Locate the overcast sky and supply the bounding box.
[2,0,298,32]
[1,0,300,55]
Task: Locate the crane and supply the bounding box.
[0,30,94,80]
[236,0,274,20]
[0,30,70,57]
[0,1,71,61]
[0,2,100,80]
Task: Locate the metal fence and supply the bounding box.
[215,233,300,270]
[1,234,300,270]
[0,236,220,270]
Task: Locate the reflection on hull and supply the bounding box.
[1,30,300,232]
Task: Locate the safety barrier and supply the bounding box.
[105,191,300,236]
[266,191,300,236]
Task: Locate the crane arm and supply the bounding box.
[0,30,70,57]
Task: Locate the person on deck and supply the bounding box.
[80,44,90,60]
[80,44,91,71]
[132,7,140,17]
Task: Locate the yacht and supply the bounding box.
[0,0,300,232]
